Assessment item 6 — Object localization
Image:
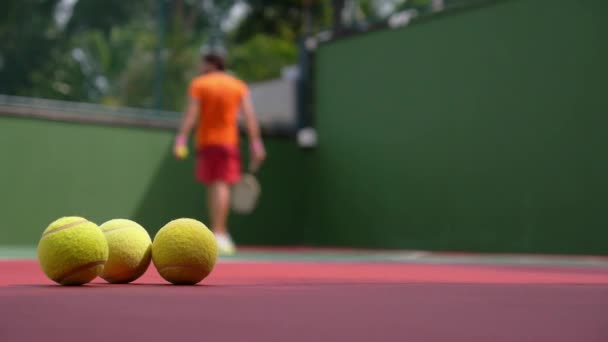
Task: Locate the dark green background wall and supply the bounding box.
[2,0,606,255]
[311,0,608,254]
[0,116,308,246]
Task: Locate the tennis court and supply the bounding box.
[2,248,608,341]
[2,1,607,341]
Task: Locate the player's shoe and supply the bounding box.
[215,233,236,256]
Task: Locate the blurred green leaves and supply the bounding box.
[0,0,332,111]
[0,0,63,96]
[230,34,297,82]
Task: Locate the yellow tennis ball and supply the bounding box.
[152,218,218,285]
[99,219,152,284]
[176,145,188,160]
[37,216,108,286]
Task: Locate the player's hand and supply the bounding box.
[249,138,266,172]
[174,135,189,160]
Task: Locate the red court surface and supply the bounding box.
[1,256,608,342]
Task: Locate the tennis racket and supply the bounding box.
[231,172,261,214]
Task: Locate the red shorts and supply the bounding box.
[195,145,241,185]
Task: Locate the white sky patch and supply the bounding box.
[95,76,109,92]
[54,0,79,29]
[374,0,407,18]
[221,1,251,32]
[71,48,85,63]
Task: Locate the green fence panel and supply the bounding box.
[0,116,305,246]
[311,0,608,254]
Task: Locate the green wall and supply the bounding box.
[0,116,306,246]
[312,0,608,254]
[2,0,607,255]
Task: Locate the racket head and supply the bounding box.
[231,173,261,214]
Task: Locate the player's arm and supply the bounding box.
[174,97,199,159]
[241,92,266,171]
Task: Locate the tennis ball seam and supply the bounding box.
[55,260,106,284]
[41,219,89,238]
[157,265,207,273]
[102,225,141,234]
[100,269,138,283]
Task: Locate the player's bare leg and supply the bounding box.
[208,181,236,255]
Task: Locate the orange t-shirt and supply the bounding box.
[189,72,248,148]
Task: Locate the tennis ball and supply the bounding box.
[175,145,188,160]
[152,218,218,285]
[99,219,152,284]
[37,216,108,285]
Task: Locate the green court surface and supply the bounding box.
[3,245,608,268]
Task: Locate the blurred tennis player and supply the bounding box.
[174,52,266,255]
